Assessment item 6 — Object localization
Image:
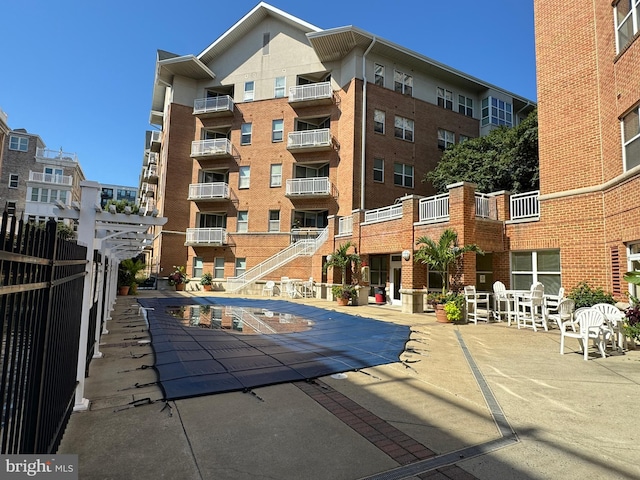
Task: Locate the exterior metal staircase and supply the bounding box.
[226,226,328,293]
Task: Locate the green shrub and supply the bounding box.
[567,281,615,308]
[444,301,463,322]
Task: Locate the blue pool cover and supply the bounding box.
[137,297,411,400]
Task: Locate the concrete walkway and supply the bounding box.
[58,290,640,479]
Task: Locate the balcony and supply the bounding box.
[285,177,336,198]
[338,216,353,235]
[419,194,450,223]
[287,129,332,152]
[188,182,230,201]
[191,138,233,159]
[193,95,234,117]
[144,164,158,183]
[149,130,161,152]
[364,204,403,224]
[28,171,73,186]
[185,228,228,246]
[288,82,333,107]
[35,148,78,163]
[510,190,540,222]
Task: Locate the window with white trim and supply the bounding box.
[268,210,280,232]
[623,105,640,171]
[437,129,455,150]
[270,164,282,187]
[482,97,513,127]
[235,258,246,277]
[274,76,285,98]
[615,0,640,53]
[237,211,248,232]
[373,158,384,183]
[511,250,562,295]
[394,70,413,95]
[239,166,250,189]
[272,119,283,142]
[459,135,471,143]
[241,123,252,145]
[394,116,414,141]
[374,63,385,86]
[214,257,225,279]
[393,163,414,188]
[193,257,203,278]
[458,95,473,116]
[437,88,453,110]
[244,81,255,101]
[9,174,18,188]
[9,136,28,152]
[374,110,385,134]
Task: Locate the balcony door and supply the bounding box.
[200,170,227,183]
[198,213,226,228]
[294,164,329,179]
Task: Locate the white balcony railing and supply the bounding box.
[364,204,403,223]
[419,193,450,223]
[285,177,334,196]
[288,82,332,103]
[475,193,495,219]
[188,182,230,200]
[287,129,331,149]
[35,148,78,163]
[28,171,73,186]
[510,190,540,221]
[193,95,234,115]
[338,216,353,235]
[191,138,233,157]
[150,130,161,145]
[185,228,228,245]
[148,152,158,164]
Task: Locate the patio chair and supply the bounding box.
[279,277,289,296]
[547,298,575,330]
[301,277,315,298]
[464,285,491,324]
[262,280,275,297]
[517,282,546,331]
[560,308,612,360]
[592,303,627,352]
[492,281,515,325]
[544,287,565,323]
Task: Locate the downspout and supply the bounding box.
[361,37,377,210]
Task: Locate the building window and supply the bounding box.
[615,0,640,53]
[511,250,562,295]
[237,211,248,232]
[373,158,384,182]
[437,129,455,150]
[244,81,255,101]
[374,110,385,134]
[394,116,414,141]
[193,257,203,278]
[6,202,16,216]
[623,105,640,171]
[374,63,385,86]
[482,97,513,127]
[40,188,49,203]
[263,32,270,55]
[8,174,18,188]
[274,76,286,98]
[9,136,28,152]
[239,166,250,189]
[214,257,225,279]
[268,210,280,232]
[393,163,414,188]
[241,123,252,145]
[270,164,282,187]
[437,87,453,110]
[235,258,246,277]
[458,95,473,116]
[459,135,471,143]
[394,70,413,95]
[31,188,39,202]
[272,119,284,142]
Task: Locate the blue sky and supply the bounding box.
[1,1,536,188]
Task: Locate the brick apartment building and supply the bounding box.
[141,2,543,311]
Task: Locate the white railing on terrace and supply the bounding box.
[150,130,161,144]
[475,193,495,219]
[148,152,158,164]
[193,95,234,115]
[230,308,277,334]
[364,204,403,223]
[338,216,353,235]
[288,82,332,102]
[287,129,331,149]
[290,227,323,243]
[35,148,78,162]
[185,228,228,245]
[188,182,230,200]
[145,165,158,178]
[227,226,329,292]
[285,177,334,196]
[191,138,232,157]
[28,171,73,185]
[419,193,450,223]
[510,190,540,221]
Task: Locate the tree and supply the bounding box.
[425,108,539,194]
[323,241,361,286]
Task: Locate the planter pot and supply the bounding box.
[175,283,185,291]
[336,297,349,306]
[118,286,130,296]
[435,304,450,323]
[202,285,212,291]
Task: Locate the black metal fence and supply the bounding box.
[0,213,88,454]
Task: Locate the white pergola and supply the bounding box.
[54,180,167,411]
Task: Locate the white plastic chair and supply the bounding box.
[279,277,289,296]
[464,285,491,324]
[517,283,547,331]
[302,277,315,298]
[492,281,514,324]
[592,303,627,351]
[544,287,565,323]
[262,280,275,297]
[560,308,612,360]
[547,298,575,331]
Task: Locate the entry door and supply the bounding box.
[389,254,402,305]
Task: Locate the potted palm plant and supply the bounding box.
[200,272,214,291]
[168,265,189,291]
[118,258,146,296]
[414,228,483,322]
[324,241,361,305]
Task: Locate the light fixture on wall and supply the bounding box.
[402,250,411,261]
